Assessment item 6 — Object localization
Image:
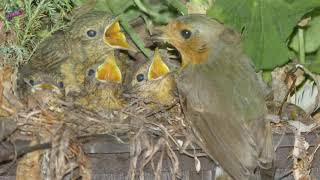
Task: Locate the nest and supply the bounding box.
[0,65,203,180]
[2,63,320,180]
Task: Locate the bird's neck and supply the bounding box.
[181,49,209,68]
[98,87,124,110]
[76,86,124,110]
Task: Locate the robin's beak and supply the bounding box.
[150,26,168,44]
[32,83,62,95]
[147,48,170,80]
[104,18,133,51]
[151,26,183,65]
[95,53,122,84]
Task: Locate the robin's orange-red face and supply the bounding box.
[161,20,209,67]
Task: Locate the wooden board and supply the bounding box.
[1,133,320,180]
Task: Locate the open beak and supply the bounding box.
[32,83,61,95]
[150,26,169,44]
[147,48,170,80]
[96,53,122,84]
[151,25,186,68]
[104,18,134,51]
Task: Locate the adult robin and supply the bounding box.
[20,11,132,96]
[157,14,274,180]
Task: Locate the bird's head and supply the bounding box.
[69,11,133,57]
[129,49,177,106]
[22,72,64,108]
[155,14,239,68]
[24,72,64,96]
[75,52,126,110]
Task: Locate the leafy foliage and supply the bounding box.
[2,0,320,73]
[288,15,320,73]
[290,16,320,54]
[0,0,73,65]
[207,0,320,70]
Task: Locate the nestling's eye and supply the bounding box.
[86,30,97,37]
[29,79,35,86]
[58,81,64,88]
[88,69,95,76]
[136,74,145,82]
[180,29,192,39]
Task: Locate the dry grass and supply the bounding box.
[0,64,204,179]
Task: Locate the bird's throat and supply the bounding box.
[180,48,209,68]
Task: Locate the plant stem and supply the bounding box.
[105,2,151,58]
[120,17,152,58]
[298,28,305,64]
[262,71,272,83]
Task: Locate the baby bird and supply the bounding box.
[74,52,128,111]
[21,71,64,110]
[20,11,132,96]
[129,49,177,106]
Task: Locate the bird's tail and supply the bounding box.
[214,166,234,180]
[214,166,267,180]
[258,122,274,169]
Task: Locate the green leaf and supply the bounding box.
[93,0,112,12]
[134,0,174,23]
[104,0,134,14]
[303,49,320,73]
[121,7,142,21]
[289,16,320,53]
[304,62,320,74]
[131,0,182,24]
[119,17,152,58]
[207,0,320,70]
[165,0,187,15]
[73,0,134,14]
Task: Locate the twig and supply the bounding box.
[154,148,165,180]
[308,139,320,167]
[277,170,293,180]
[0,141,51,163]
[278,70,297,116]
[145,100,178,117]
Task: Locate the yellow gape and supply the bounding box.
[148,49,170,80]
[96,53,122,84]
[104,20,132,50]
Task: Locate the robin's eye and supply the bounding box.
[58,81,64,88]
[180,29,192,39]
[29,79,35,86]
[86,30,97,37]
[136,74,144,82]
[88,69,95,76]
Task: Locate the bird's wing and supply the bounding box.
[21,31,70,75]
[179,70,257,180]
[177,47,272,179]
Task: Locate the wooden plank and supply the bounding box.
[2,132,320,179]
